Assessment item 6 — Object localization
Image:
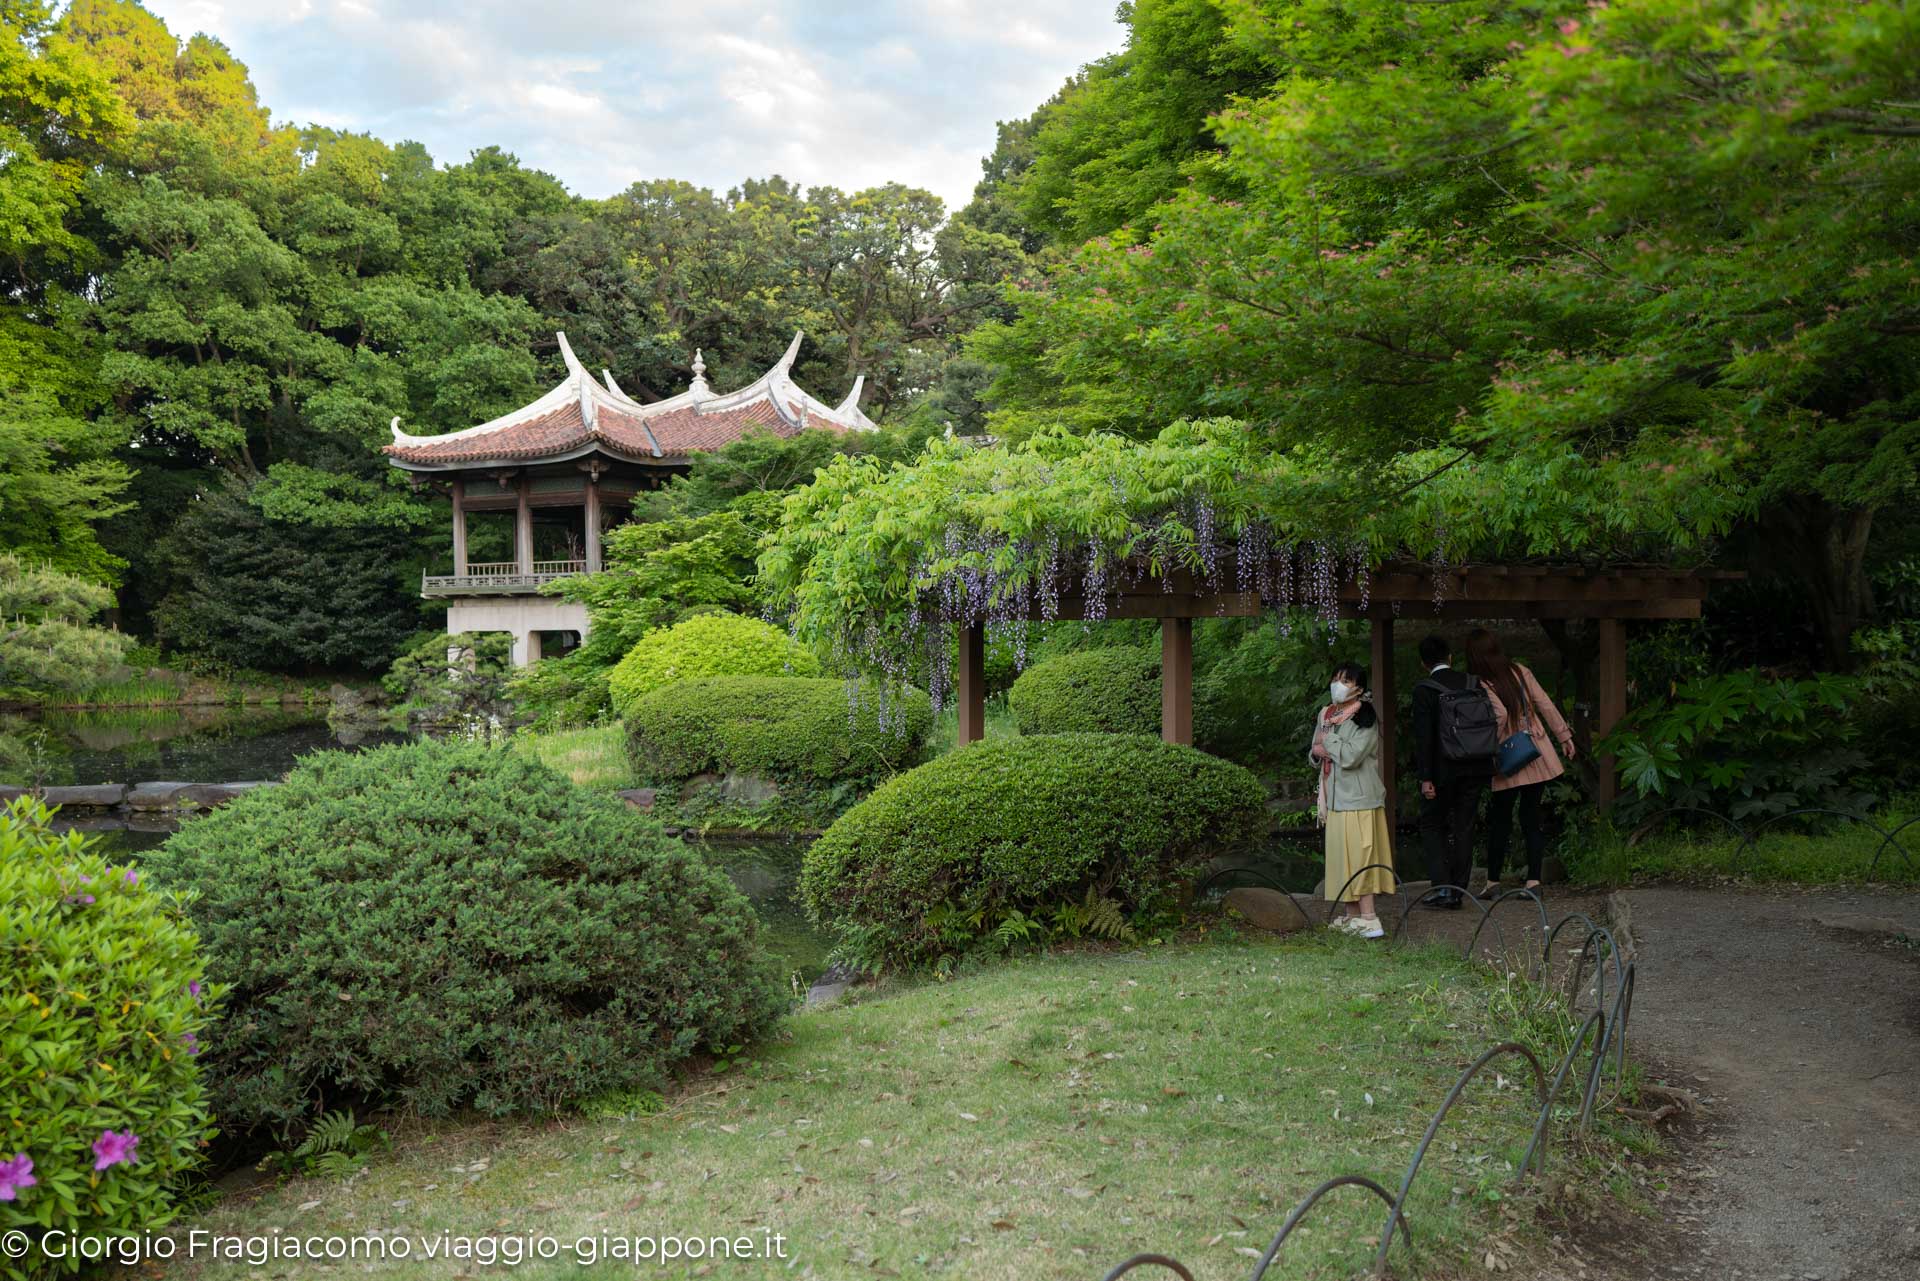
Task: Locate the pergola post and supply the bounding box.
[1160,616,1194,745]
[956,622,985,748]
[450,480,468,577]
[1594,618,1627,809]
[514,474,533,576]
[1369,613,1397,836]
[584,475,602,573]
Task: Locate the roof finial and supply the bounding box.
[688,348,711,398]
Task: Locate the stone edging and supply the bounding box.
[0,781,279,813]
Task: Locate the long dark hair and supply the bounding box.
[1464,628,1525,722]
[1331,661,1377,729]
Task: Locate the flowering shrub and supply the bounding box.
[607,613,819,716]
[800,734,1265,968]
[144,739,786,1135]
[1,798,218,1278]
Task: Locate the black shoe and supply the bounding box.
[1414,895,1453,912]
[1477,882,1504,900]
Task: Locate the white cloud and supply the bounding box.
[138,0,1124,212]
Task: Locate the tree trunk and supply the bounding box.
[1762,500,1877,670]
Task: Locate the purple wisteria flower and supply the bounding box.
[91,1130,138,1171]
[0,1153,34,1201]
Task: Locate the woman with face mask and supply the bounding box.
[1309,661,1393,938]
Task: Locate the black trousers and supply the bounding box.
[1486,780,1548,884]
[1419,776,1487,895]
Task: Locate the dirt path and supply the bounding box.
[1621,886,1920,1281]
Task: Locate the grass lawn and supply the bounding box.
[163,933,1635,1280]
[513,725,633,789]
[1567,796,1920,885]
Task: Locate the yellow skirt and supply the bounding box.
[1325,808,1396,901]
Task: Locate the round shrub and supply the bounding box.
[625,676,933,792]
[608,613,820,715]
[800,734,1266,967]
[1007,648,1160,735]
[1,798,218,1273]
[144,739,786,1135]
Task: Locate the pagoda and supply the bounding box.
[385,330,874,664]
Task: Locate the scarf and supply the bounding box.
[1312,698,1363,823]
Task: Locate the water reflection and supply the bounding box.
[0,706,405,789]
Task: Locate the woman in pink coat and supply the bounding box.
[1465,628,1578,894]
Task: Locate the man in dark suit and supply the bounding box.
[1411,634,1492,907]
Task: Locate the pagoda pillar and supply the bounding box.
[584,474,602,573]
[450,480,468,576]
[515,474,533,575]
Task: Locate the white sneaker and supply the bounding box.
[1355,916,1385,940]
[1329,916,1360,935]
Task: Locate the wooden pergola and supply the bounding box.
[952,561,1738,822]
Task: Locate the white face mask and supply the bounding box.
[1330,681,1354,703]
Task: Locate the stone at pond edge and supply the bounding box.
[39,784,130,810]
[176,782,275,808]
[126,782,202,811]
[616,788,656,810]
[1222,887,1315,934]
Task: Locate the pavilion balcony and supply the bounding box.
[421,560,588,596]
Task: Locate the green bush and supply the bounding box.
[608,613,819,716]
[626,677,932,791]
[800,734,1266,968]
[381,631,514,726]
[1,798,219,1277]
[144,739,786,1135]
[1007,648,1160,736]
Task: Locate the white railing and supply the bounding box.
[421,560,590,596]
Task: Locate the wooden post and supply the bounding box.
[515,474,533,575]
[584,476,602,574]
[450,480,468,577]
[956,623,985,748]
[1370,613,1397,838]
[1595,618,1627,809]
[1160,616,1194,745]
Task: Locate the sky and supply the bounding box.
[139,0,1126,213]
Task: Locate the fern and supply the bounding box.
[263,1109,388,1180]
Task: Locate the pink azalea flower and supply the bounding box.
[92,1130,139,1171]
[124,869,139,887]
[0,1153,34,1201]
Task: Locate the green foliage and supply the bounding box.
[607,612,820,717]
[1008,648,1160,736]
[381,631,514,727]
[260,1110,388,1182]
[0,554,134,695]
[0,797,219,1276]
[799,733,1266,968]
[1602,671,1880,821]
[150,478,422,674]
[144,739,787,1134]
[1562,797,1920,886]
[625,679,933,833]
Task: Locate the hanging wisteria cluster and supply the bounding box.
[793,499,1436,714]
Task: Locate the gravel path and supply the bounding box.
[1622,886,1920,1281]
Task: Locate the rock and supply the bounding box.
[1814,912,1917,940]
[718,773,779,806]
[1222,887,1315,934]
[40,784,128,810]
[175,783,268,808]
[679,772,723,803]
[804,961,867,1007]
[804,980,850,1007]
[126,782,199,810]
[615,788,656,810]
[1541,855,1569,883]
[0,784,26,805]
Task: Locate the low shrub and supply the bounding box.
[608,613,819,716]
[144,739,786,1136]
[627,676,931,787]
[1007,649,1159,736]
[1,798,219,1276]
[800,734,1266,968]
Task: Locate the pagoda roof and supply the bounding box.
[383,331,877,471]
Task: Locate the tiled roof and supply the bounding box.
[384,331,869,470]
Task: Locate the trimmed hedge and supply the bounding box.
[625,676,933,792]
[1007,648,1160,736]
[608,613,820,716]
[799,734,1266,967]
[2,798,218,1274]
[146,739,786,1134]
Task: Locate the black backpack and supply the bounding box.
[1421,675,1500,770]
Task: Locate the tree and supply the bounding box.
[0,554,132,693]
[978,0,1920,666]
